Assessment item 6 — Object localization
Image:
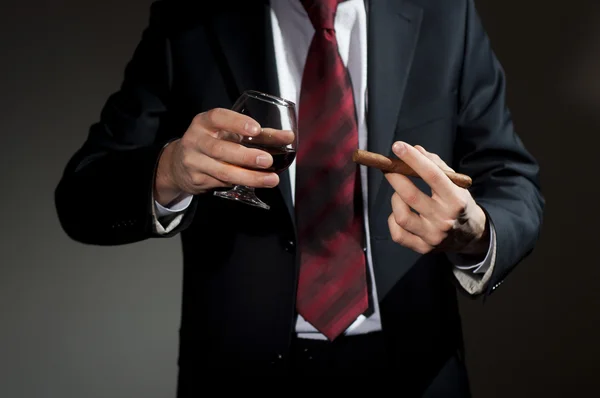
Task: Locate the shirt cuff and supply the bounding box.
[450,221,498,295]
[154,195,194,218]
[152,194,193,235]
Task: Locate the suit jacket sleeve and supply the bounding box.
[54,1,198,245]
[454,0,544,296]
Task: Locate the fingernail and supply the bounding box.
[393,142,406,154]
[263,174,279,187]
[245,122,260,135]
[256,155,271,168]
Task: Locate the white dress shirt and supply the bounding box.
[152,0,497,341]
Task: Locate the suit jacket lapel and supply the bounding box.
[208,2,295,227]
[209,2,276,98]
[366,0,423,214]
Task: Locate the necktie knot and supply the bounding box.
[300,0,340,30]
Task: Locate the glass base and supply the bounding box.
[213,185,270,210]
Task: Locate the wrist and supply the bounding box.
[460,204,489,255]
[154,141,184,206]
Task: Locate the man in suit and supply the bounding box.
[55,0,544,395]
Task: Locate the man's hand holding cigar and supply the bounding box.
[383,141,489,257]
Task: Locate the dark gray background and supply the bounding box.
[1,0,598,397]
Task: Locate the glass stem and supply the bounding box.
[233,185,255,194]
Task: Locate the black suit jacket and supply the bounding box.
[55,0,544,393]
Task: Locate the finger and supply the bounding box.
[198,134,274,170]
[385,172,437,217]
[414,145,455,172]
[392,141,455,198]
[387,214,433,254]
[391,192,426,236]
[190,174,231,192]
[247,128,295,147]
[392,187,454,247]
[215,129,244,144]
[198,153,280,188]
[196,108,262,138]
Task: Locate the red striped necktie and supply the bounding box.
[294,0,368,341]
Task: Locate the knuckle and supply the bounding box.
[428,232,446,247]
[190,173,206,187]
[203,109,218,125]
[215,168,231,183]
[210,107,227,122]
[205,108,218,119]
[391,229,404,245]
[427,171,441,184]
[180,133,196,151]
[202,138,217,157]
[255,172,269,187]
[394,212,409,229]
[240,147,253,165]
[429,236,444,247]
[211,142,227,160]
[191,113,203,127]
[441,219,455,232]
[181,152,194,170]
[416,244,432,255]
[207,110,218,125]
[405,193,419,206]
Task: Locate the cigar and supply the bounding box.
[352,149,472,189]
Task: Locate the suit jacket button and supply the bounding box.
[270,353,284,366]
[284,240,295,252]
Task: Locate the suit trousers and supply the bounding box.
[176,332,471,398]
[290,331,472,398]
